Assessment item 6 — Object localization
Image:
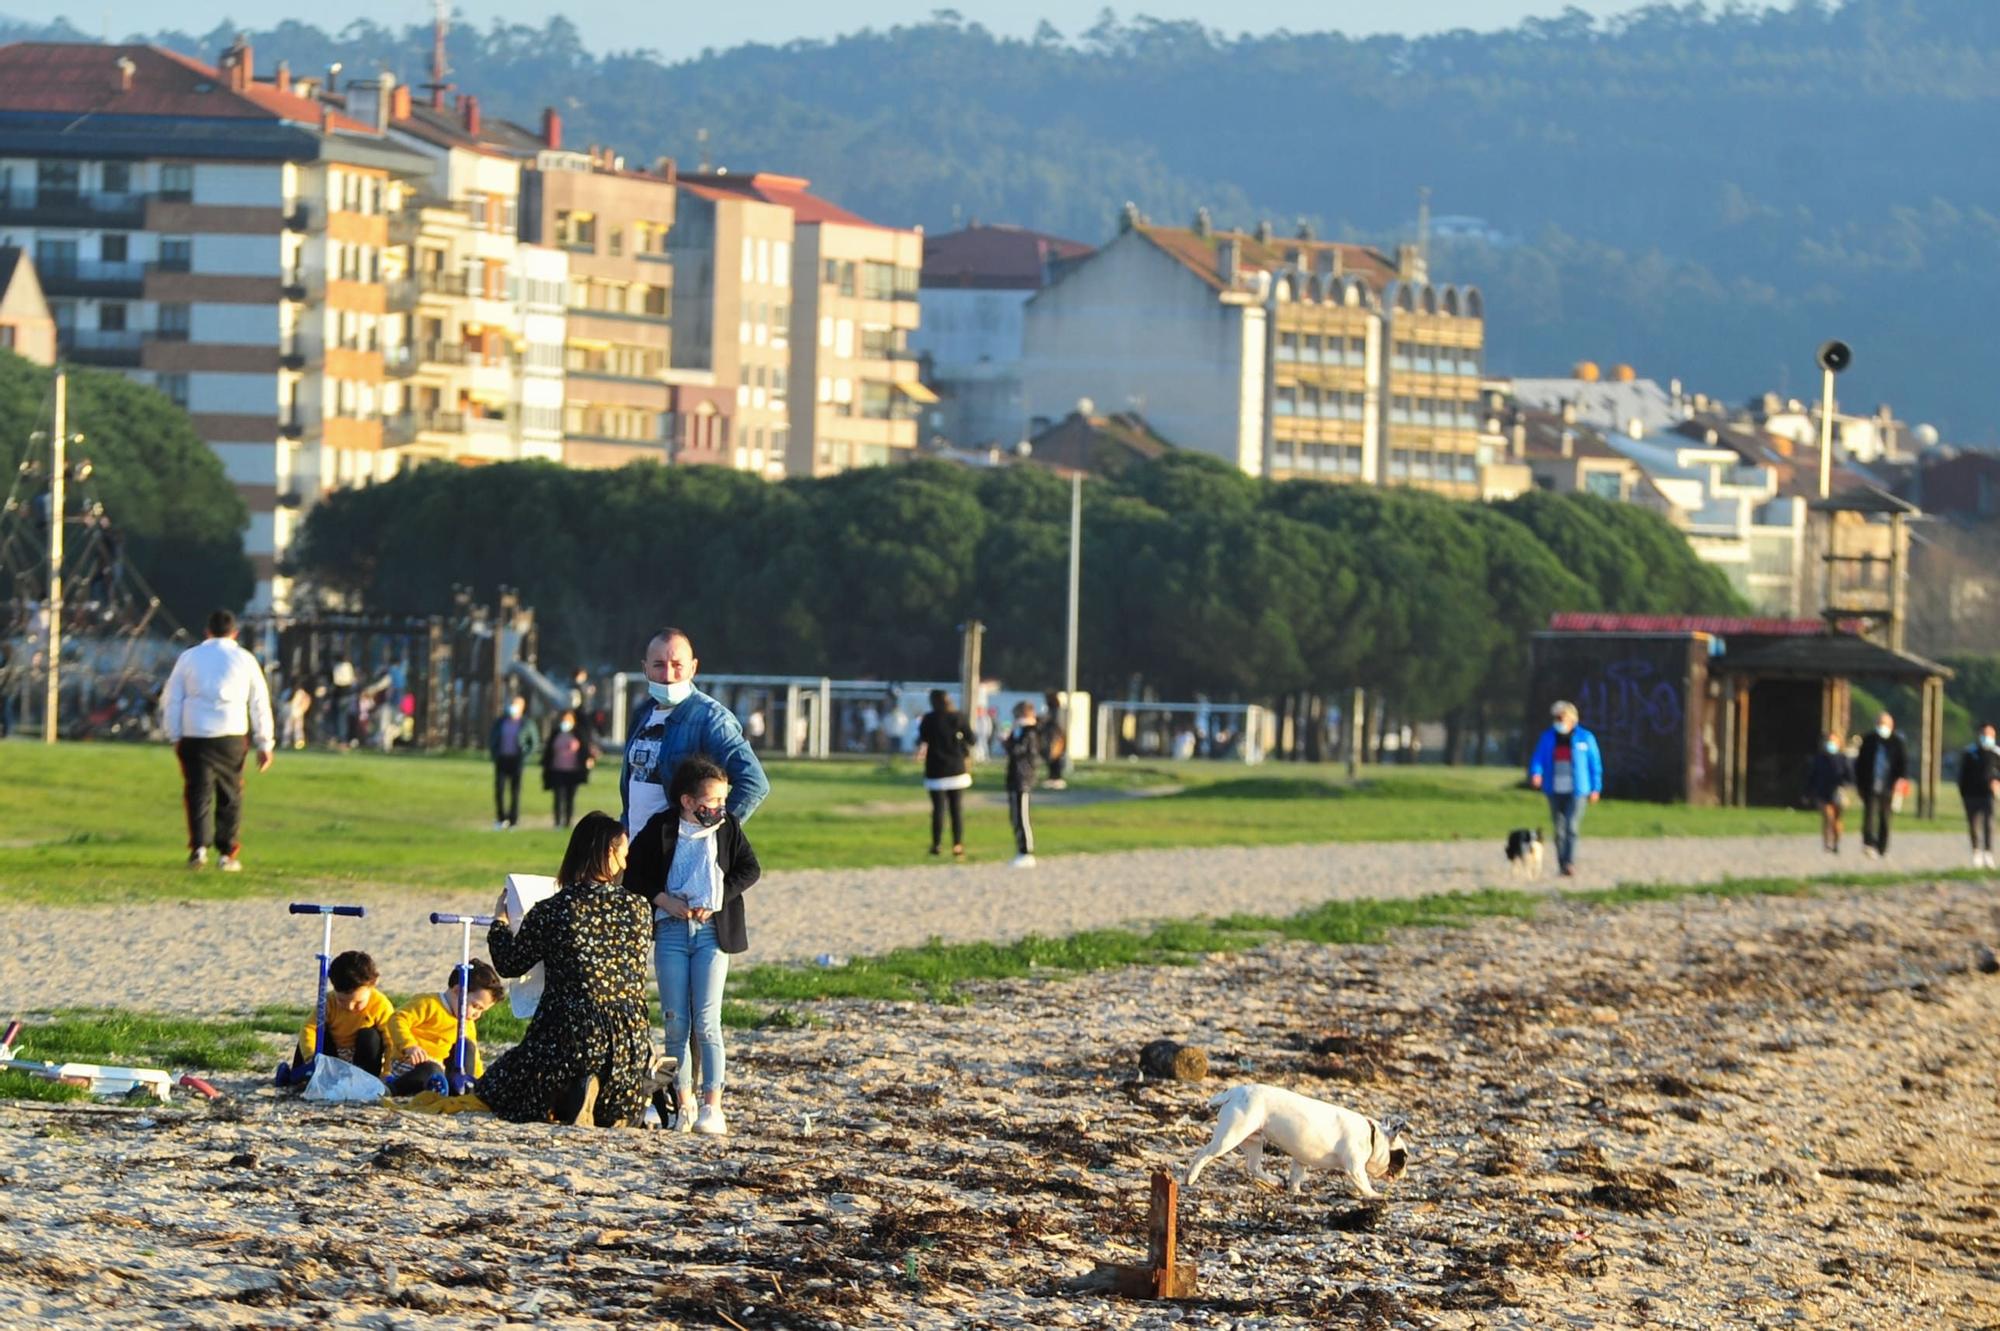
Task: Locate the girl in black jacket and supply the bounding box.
[625,756,761,1135]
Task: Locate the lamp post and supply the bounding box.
[42,371,84,744]
[1816,340,1852,499]
[1064,469,1081,713]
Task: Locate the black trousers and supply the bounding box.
[929,788,964,850]
[494,756,524,824]
[177,735,249,854]
[551,775,583,827]
[292,1025,386,1077]
[1966,800,1993,851]
[1862,791,1894,853]
[388,1039,479,1096]
[1007,786,1034,855]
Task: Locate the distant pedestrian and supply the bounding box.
[1004,699,1044,868]
[619,627,769,834]
[161,609,275,871]
[280,680,312,750]
[915,689,974,858]
[1042,690,1070,789]
[1805,729,1856,854]
[1855,712,1909,859]
[488,693,538,830]
[1527,700,1602,878]
[543,707,595,829]
[745,705,768,751]
[1957,721,1999,869]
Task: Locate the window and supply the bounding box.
[100,233,128,263]
[834,319,853,358]
[755,238,770,283]
[157,372,189,407]
[609,227,624,257]
[1390,340,1411,372]
[772,240,790,286]
[1273,386,1297,417]
[157,303,191,339]
[0,326,12,349]
[1388,450,1409,478]
[1275,332,1297,362]
[1585,471,1623,500]
[556,210,595,251]
[99,302,127,332]
[862,261,896,300]
[38,160,79,199]
[160,163,193,201]
[101,162,131,193]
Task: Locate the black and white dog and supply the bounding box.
[1505,827,1544,878]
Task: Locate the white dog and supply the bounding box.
[1184,1083,1410,1199]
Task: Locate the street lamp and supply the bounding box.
[1816,339,1852,500]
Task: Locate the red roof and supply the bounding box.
[1136,224,1399,292]
[922,224,1092,289]
[1549,613,1831,636]
[0,43,368,132]
[679,172,896,231]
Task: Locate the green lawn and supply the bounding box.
[0,741,1819,906]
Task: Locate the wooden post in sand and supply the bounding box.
[1107,1171,1197,1299]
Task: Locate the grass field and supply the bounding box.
[0,741,1824,905]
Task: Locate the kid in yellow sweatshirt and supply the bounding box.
[284,951,393,1080]
[385,959,506,1096]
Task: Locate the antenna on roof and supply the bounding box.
[695,127,710,173]
[424,0,453,108]
[1417,185,1431,267]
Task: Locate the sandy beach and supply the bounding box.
[2,871,1997,1328]
[0,830,1980,1013]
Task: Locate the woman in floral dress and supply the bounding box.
[478,812,653,1126]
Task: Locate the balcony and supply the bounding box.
[36,258,149,297]
[61,328,144,367]
[284,202,311,232]
[415,269,471,298]
[151,253,193,275]
[279,416,305,440]
[383,345,419,377]
[0,189,148,228]
[415,409,466,435]
[280,271,320,302]
[416,338,469,366]
[279,337,315,371]
[382,414,419,446]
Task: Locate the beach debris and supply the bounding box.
[1975,944,1998,975]
[1139,1040,1208,1082]
[1082,1170,1198,1299]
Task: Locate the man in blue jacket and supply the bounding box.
[1528,699,1603,878]
[619,627,769,833]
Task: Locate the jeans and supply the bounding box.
[1546,792,1587,870]
[656,917,728,1098]
[1862,791,1893,853]
[1966,800,1993,851]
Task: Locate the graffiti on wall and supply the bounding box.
[1576,657,1685,794]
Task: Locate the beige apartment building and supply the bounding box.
[677,173,928,476]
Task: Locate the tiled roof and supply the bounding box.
[0,43,367,132]
[392,101,538,157]
[1516,410,1624,461]
[679,172,893,230]
[1134,224,1399,292]
[921,224,1092,290]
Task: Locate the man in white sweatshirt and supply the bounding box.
[161,609,275,871]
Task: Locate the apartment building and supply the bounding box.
[914,223,1091,448]
[0,38,437,610]
[678,173,928,476]
[519,145,678,468]
[1020,210,1495,495]
[669,177,794,475]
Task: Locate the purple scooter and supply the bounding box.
[275,902,366,1087]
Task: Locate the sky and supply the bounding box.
[58,0,1669,61]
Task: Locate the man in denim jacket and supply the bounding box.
[1527,699,1603,877]
[620,627,769,833]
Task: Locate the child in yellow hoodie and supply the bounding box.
[386,959,506,1096]
[281,950,394,1081]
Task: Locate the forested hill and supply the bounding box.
[5,1,1998,438]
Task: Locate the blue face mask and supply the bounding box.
[1876,725,1892,740]
[648,680,693,707]
[1825,740,1840,754]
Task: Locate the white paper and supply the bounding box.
[503,873,561,1018]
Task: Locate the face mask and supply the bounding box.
[1825,740,1840,754]
[1983,735,1997,751]
[648,679,693,706]
[560,720,574,733]
[1554,721,1573,735]
[691,804,725,829]
[1876,725,1892,739]
[508,706,524,719]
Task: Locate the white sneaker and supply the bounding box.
[1862,846,1879,859]
[187,848,207,870]
[493,820,508,832]
[1011,853,1037,869]
[219,854,243,873]
[692,1101,727,1136]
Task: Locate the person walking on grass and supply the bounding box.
[1806,729,1856,854]
[1957,721,2000,869]
[1527,699,1602,878]
[543,707,595,829]
[619,627,769,835]
[1855,711,1909,860]
[488,693,537,830]
[915,689,974,858]
[161,609,275,872]
[1004,699,1044,868]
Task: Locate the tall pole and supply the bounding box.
[43,371,65,743]
[1817,364,1836,500]
[1063,470,1081,711]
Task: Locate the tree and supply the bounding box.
[0,351,251,625]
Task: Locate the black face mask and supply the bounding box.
[692,805,725,829]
